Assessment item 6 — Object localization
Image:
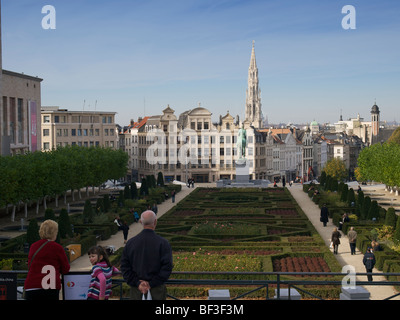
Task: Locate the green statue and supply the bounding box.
[237,124,247,159]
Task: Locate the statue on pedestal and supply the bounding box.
[237,124,247,164]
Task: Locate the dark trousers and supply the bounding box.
[366,268,373,281]
[129,284,167,300]
[333,244,339,254]
[25,289,60,300]
[349,242,356,255]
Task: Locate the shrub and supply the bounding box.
[394,214,400,244]
[83,199,94,223]
[59,208,73,239]
[103,194,111,212]
[385,207,397,228]
[44,208,56,221]
[26,219,40,246]
[368,200,380,221]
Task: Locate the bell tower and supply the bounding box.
[245,41,262,129]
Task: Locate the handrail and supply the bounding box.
[7,270,400,300]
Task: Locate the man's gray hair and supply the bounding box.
[141,210,157,226]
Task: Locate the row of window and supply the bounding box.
[43,115,114,124]
[42,128,116,137]
[43,140,116,150]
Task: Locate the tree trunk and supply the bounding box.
[11,205,16,222]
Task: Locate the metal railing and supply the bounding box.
[7,270,400,300]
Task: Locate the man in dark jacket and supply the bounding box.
[363,247,376,281]
[120,210,173,300]
[320,204,329,227]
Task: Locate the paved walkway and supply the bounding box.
[287,182,400,300]
[70,183,209,271]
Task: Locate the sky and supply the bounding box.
[2,0,400,126]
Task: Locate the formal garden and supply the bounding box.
[108,187,344,299]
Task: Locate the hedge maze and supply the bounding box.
[156,187,343,299]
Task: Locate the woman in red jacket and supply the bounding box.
[24,219,70,300]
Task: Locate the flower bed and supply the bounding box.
[190,221,262,236]
[266,209,298,216]
[273,256,331,276]
[173,250,262,273]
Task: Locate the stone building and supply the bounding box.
[41,106,118,151]
[1,70,42,155]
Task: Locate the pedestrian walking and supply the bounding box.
[320,203,329,227]
[121,220,129,244]
[171,190,176,203]
[120,210,173,300]
[347,227,357,255]
[331,227,341,254]
[363,247,376,281]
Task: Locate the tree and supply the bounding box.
[130,182,138,199]
[387,127,400,145]
[320,171,327,188]
[83,199,94,223]
[394,213,400,244]
[157,172,165,187]
[340,183,348,202]
[347,188,355,206]
[323,158,347,181]
[118,191,125,207]
[124,185,131,200]
[44,208,56,221]
[140,177,149,196]
[58,208,73,238]
[368,200,380,220]
[103,194,111,212]
[361,196,371,220]
[385,207,397,228]
[26,219,40,246]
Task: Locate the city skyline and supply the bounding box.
[2,0,399,126]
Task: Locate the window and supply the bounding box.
[77,129,82,136]
[43,129,50,136]
[71,129,76,136]
[43,115,50,123]
[55,116,59,123]
[43,142,50,150]
[64,129,68,136]
[56,129,62,137]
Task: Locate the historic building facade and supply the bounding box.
[119,42,386,184]
[41,106,118,151]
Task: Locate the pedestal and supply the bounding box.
[208,289,230,300]
[274,288,301,300]
[235,159,249,184]
[340,287,370,300]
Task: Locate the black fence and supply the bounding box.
[5,270,400,300]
